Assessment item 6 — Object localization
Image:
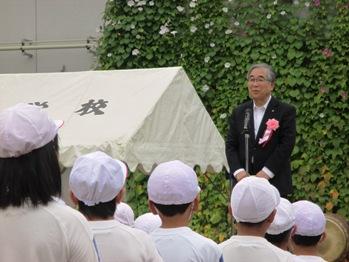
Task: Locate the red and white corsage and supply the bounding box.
[258,118,279,147]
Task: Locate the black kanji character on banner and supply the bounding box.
[75,99,108,116]
[28,102,49,108]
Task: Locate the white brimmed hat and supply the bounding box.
[69,151,127,206]
[267,198,295,235]
[0,103,63,158]
[147,160,200,205]
[292,200,326,236]
[134,213,162,233]
[231,176,280,223]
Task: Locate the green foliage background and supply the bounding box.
[97,0,349,242]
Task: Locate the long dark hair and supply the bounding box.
[0,136,61,208]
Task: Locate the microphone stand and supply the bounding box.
[242,128,250,174]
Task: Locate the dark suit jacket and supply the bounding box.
[225,97,296,196]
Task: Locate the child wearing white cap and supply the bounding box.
[265,198,296,251]
[114,202,135,227]
[147,160,223,262]
[0,103,97,262]
[291,200,327,261]
[69,151,163,262]
[219,176,297,262]
[134,212,162,233]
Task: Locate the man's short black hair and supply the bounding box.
[153,202,191,217]
[0,136,61,209]
[292,234,322,246]
[265,228,292,245]
[78,198,117,219]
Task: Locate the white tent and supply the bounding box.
[0,67,228,203]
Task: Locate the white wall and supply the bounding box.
[0,0,107,73]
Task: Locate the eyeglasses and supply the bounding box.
[248,77,269,83]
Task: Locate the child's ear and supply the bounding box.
[148,200,158,215]
[319,232,326,243]
[193,195,200,212]
[70,191,79,206]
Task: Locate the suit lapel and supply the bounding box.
[255,97,278,145]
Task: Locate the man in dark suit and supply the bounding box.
[226,63,296,197]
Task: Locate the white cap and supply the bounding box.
[0,103,63,158]
[134,213,162,233]
[292,200,326,236]
[147,160,200,205]
[231,176,280,223]
[114,202,135,226]
[69,151,127,206]
[267,198,295,235]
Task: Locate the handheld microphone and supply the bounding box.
[243,109,252,131]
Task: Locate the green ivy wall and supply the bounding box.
[97,0,349,242]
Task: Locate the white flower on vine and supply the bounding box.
[305,2,310,7]
[204,23,210,29]
[273,0,278,5]
[272,54,277,59]
[107,53,112,57]
[220,113,227,119]
[210,43,215,47]
[130,24,136,29]
[189,1,196,8]
[280,10,286,15]
[210,21,214,26]
[137,0,146,6]
[202,85,210,92]
[222,7,228,13]
[234,21,240,26]
[132,49,140,56]
[267,14,272,19]
[208,29,213,34]
[204,56,210,63]
[190,25,197,33]
[136,34,141,39]
[224,62,231,68]
[177,6,184,12]
[159,25,170,35]
[138,7,143,11]
[149,1,154,6]
[170,30,177,35]
[319,113,325,118]
[225,29,233,34]
[127,0,135,7]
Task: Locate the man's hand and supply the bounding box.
[236,171,249,182]
[256,170,270,180]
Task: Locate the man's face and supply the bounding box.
[247,67,274,105]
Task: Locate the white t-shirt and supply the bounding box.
[297,255,327,262]
[150,227,223,262]
[219,235,296,262]
[89,220,163,262]
[0,201,97,262]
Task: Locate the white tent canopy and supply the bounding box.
[0,67,228,173]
